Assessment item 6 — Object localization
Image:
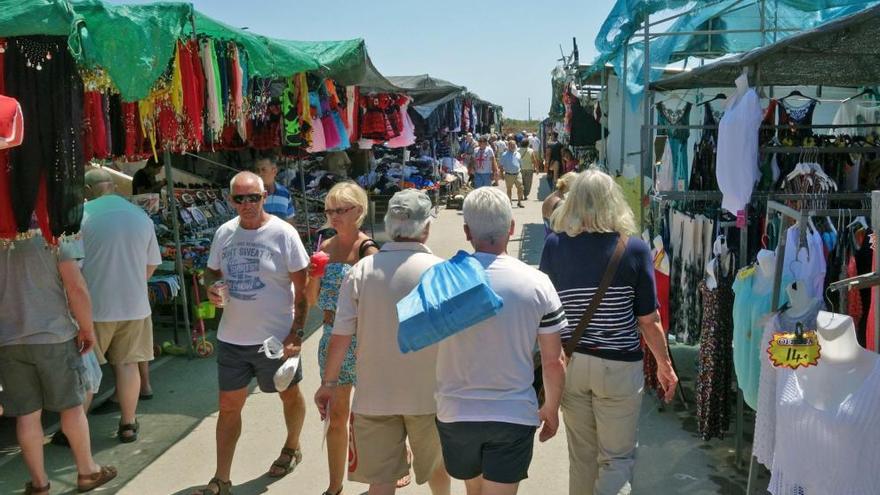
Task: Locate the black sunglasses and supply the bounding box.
[231,193,264,204]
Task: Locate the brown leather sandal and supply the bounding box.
[268,447,302,478]
[77,465,117,493]
[192,477,232,495]
[24,481,50,494]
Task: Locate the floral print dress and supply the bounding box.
[317,262,357,385]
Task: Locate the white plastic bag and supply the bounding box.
[82,350,103,394]
[274,356,300,392]
[259,336,300,392]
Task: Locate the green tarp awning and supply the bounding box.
[73,0,191,101]
[277,39,401,91]
[188,11,320,79]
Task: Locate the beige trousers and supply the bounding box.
[521,170,535,198]
[504,172,524,201]
[562,353,644,495]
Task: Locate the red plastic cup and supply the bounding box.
[310,251,330,277]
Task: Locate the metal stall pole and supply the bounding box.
[874,190,880,353]
[640,18,651,231]
[163,149,194,356]
[599,65,607,169]
[298,159,313,250]
[619,47,628,172]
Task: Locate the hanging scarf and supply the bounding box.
[200,39,223,142]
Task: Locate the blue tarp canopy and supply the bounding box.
[588,0,880,104]
[650,4,880,90]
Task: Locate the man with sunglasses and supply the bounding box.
[197,171,311,495]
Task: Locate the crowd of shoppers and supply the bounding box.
[0,147,677,495]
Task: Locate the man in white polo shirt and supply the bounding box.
[316,189,451,495]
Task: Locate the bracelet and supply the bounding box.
[321,380,339,388]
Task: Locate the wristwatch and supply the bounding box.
[321,380,339,388]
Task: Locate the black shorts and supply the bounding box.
[217,341,303,393]
[436,420,537,484]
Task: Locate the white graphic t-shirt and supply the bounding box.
[474,147,495,174]
[207,216,309,345]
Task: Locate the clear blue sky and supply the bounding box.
[111,0,616,120]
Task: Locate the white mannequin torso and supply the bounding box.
[795,311,878,411]
[753,249,776,294]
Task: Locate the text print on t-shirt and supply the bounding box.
[221,241,277,300]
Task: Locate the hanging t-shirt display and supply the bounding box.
[832,99,880,137]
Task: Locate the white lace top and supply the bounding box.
[755,312,880,495]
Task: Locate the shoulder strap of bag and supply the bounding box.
[357,238,379,260]
[564,235,628,358]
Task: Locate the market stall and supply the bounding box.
[640,5,880,494]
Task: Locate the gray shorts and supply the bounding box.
[0,339,86,416]
[217,341,303,393]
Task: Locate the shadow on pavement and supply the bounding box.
[173,473,284,495]
[515,222,546,266]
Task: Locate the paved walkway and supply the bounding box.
[0,176,762,494]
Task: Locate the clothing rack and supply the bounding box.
[649,190,752,460]
[745,197,880,495]
[653,190,878,468]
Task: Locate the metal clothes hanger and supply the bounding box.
[780,89,819,103]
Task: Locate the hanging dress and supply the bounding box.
[656,101,692,191]
[696,254,736,441]
[386,96,416,148]
[689,104,720,191]
[306,92,326,153]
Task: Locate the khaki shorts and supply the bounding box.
[350,414,443,485]
[0,339,86,416]
[94,316,154,365]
